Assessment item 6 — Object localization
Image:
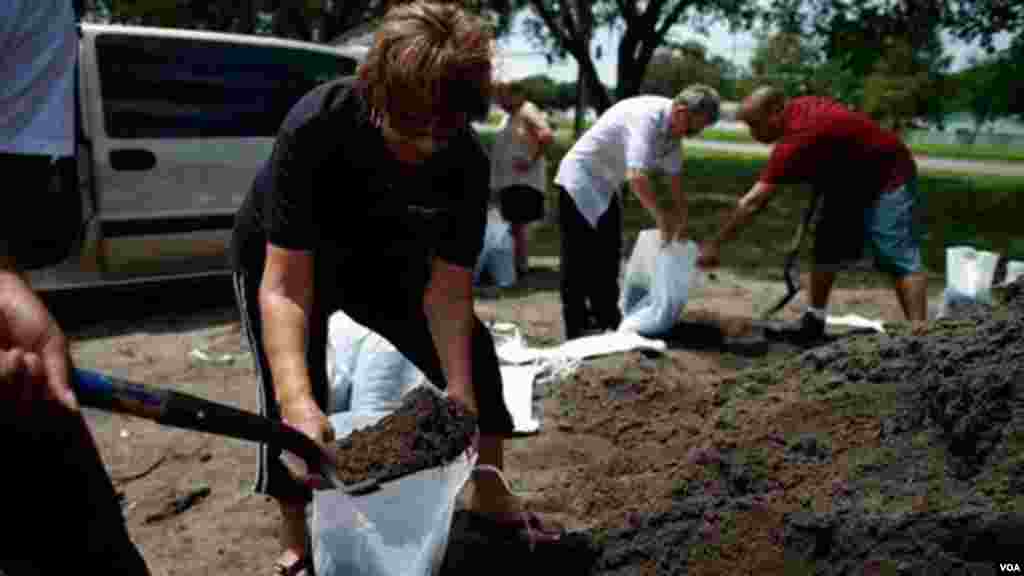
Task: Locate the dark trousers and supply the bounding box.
[558,185,622,340]
[0,152,81,271]
[1,411,150,574]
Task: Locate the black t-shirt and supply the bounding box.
[231,76,489,313]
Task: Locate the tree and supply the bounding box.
[851,32,953,131]
[516,74,562,110]
[87,0,307,34]
[639,40,737,100]
[513,0,758,115]
[1002,36,1024,120]
[748,30,821,97]
[84,0,516,44]
[775,0,953,127]
[945,0,1024,50]
[953,37,1023,135]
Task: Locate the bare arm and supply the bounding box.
[258,245,324,427]
[699,181,777,267]
[423,258,477,413]
[628,168,679,241]
[521,102,554,163]
[626,169,659,219]
[714,181,776,245]
[669,173,688,238]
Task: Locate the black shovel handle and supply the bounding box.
[762,190,823,319]
[72,368,325,469]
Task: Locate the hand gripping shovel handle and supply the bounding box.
[72,368,326,480]
[761,190,823,320]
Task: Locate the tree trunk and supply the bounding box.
[581,57,612,113]
[573,0,591,137]
[612,28,652,104]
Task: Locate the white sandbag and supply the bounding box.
[618,229,700,336]
[326,312,427,415]
[473,208,517,287]
[313,386,474,576]
[937,246,1000,319]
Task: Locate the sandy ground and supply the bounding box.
[69,264,917,575]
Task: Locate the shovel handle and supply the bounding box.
[72,368,325,469]
[762,191,822,320]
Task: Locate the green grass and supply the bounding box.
[696,128,758,144]
[555,121,1024,163]
[908,141,1024,163]
[480,129,1024,283]
[694,127,1024,164]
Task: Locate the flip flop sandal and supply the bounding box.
[273,553,311,576]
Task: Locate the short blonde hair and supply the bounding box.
[359,1,494,128]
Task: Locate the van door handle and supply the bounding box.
[109,149,156,171]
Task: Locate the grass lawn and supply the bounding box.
[506,138,1024,287]
[544,121,1024,164]
[694,128,1024,164]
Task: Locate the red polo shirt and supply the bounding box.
[759,97,916,196]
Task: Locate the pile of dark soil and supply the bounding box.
[783,277,1024,572]
[330,387,477,485]
[594,447,784,575]
[580,278,1024,574]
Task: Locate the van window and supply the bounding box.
[95,34,357,138]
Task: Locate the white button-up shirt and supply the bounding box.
[554,96,684,228]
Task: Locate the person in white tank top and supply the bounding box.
[490,80,554,275]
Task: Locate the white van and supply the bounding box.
[28,23,367,290]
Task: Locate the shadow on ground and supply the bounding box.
[474,265,562,301]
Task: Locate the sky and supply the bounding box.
[494,10,1012,86]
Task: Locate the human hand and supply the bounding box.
[0,272,75,420]
[278,397,335,489]
[697,240,721,269]
[446,383,479,417]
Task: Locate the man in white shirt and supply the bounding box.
[554,84,720,340]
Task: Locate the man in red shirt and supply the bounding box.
[698,86,928,343]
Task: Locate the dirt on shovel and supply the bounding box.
[329,386,478,486]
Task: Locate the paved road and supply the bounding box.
[686,140,1024,177]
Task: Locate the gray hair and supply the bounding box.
[674,84,721,125]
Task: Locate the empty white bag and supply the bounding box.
[618,229,700,337]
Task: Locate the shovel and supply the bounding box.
[761,189,823,320]
[72,368,379,495]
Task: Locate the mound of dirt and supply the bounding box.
[329,387,477,485]
[577,278,1024,574]
[782,277,1024,572]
